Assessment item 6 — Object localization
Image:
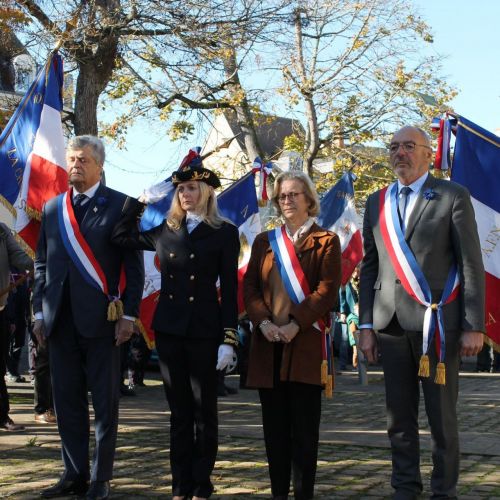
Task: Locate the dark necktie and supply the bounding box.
[398,186,412,231]
[73,194,88,225]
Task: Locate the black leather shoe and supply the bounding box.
[120,384,136,397]
[40,475,88,498]
[0,417,25,431]
[85,480,110,500]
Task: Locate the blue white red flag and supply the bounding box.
[434,117,452,171]
[136,177,175,346]
[251,156,273,202]
[317,171,363,285]
[0,52,67,253]
[218,172,261,313]
[451,115,500,350]
[137,172,260,346]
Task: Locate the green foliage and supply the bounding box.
[168,120,194,141]
[282,134,304,154]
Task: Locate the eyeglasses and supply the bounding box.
[278,192,304,202]
[389,142,432,154]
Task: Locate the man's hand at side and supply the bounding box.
[115,318,135,346]
[359,328,378,364]
[459,331,484,357]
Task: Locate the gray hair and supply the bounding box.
[67,135,106,166]
[271,170,320,217]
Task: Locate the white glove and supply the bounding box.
[216,344,236,372]
[138,180,172,204]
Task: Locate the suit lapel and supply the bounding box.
[405,174,436,240]
[80,183,108,236]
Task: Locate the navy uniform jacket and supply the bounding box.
[111,197,240,340]
[32,184,145,337]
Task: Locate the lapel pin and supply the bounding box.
[93,206,98,213]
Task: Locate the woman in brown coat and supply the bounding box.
[244,171,341,500]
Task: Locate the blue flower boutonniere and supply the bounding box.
[422,188,435,201]
[96,196,108,207]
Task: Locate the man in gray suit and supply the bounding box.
[33,136,144,499]
[359,126,485,499]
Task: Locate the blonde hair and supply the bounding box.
[166,181,228,230]
[271,171,320,217]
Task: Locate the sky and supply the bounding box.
[104,0,500,197]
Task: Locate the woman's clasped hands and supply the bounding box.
[260,320,299,344]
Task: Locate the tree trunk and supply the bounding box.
[222,35,264,163]
[293,9,320,177]
[303,96,320,177]
[72,36,118,135]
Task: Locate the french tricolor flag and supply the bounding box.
[451,116,500,350]
[0,52,67,253]
[317,171,363,285]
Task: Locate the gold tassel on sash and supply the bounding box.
[418,354,430,378]
[107,299,124,321]
[321,360,328,385]
[325,374,333,399]
[435,362,446,385]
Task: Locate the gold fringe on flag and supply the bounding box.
[135,319,155,349]
[418,354,430,378]
[25,205,42,222]
[435,362,446,385]
[0,195,16,217]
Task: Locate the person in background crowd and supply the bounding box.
[359,125,485,499]
[5,277,30,382]
[244,171,341,500]
[119,339,137,397]
[111,149,240,500]
[33,135,144,500]
[237,316,252,389]
[0,223,33,432]
[475,342,499,373]
[339,266,360,370]
[31,327,56,424]
[127,325,151,389]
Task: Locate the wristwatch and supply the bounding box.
[259,319,272,329]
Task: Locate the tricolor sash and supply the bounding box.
[379,184,460,384]
[57,190,124,320]
[268,225,334,397]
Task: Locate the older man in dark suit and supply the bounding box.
[33,136,144,500]
[359,126,485,499]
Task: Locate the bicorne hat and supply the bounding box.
[171,147,221,188]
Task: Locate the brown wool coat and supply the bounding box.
[244,224,341,388]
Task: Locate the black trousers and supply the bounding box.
[258,345,322,500]
[31,337,53,414]
[49,306,121,482]
[6,323,26,376]
[377,318,460,499]
[156,334,219,499]
[0,309,11,422]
